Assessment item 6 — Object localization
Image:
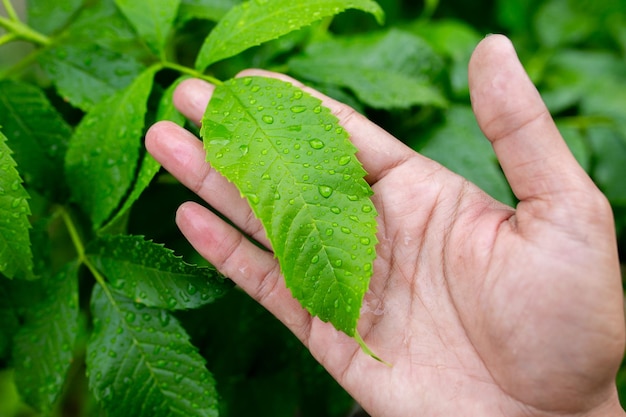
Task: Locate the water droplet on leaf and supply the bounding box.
[318,185,333,198]
[309,139,325,149]
[262,115,274,124]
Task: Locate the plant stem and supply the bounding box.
[162,61,223,85]
[0,31,16,46]
[60,206,116,302]
[1,0,19,21]
[0,14,50,46]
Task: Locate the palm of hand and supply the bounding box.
[146,35,625,417]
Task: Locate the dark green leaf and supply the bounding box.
[195,0,384,70]
[201,76,378,336]
[587,126,626,205]
[0,279,19,361]
[288,29,446,109]
[65,66,157,228]
[0,80,72,199]
[115,0,182,55]
[13,262,79,412]
[179,0,243,23]
[156,76,189,126]
[0,131,33,280]
[39,42,147,112]
[414,106,514,206]
[87,285,219,417]
[27,0,83,35]
[534,0,596,48]
[86,235,232,309]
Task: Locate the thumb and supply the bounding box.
[468,35,593,207]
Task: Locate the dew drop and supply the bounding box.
[347,195,359,201]
[330,206,341,214]
[290,105,306,113]
[11,198,21,208]
[239,144,249,155]
[242,77,253,86]
[167,297,178,308]
[262,115,274,124]
[334,259,343,267]
[125,312,136,323]
[248,194,260,204]
[364,263,372,272]
[362,204,373,213]
[308,138,325,149]
[341,227,351,234]
[318,185,333,198]
[360,237,371,245]
[311,255,319,264]
[324,123,333,131]
[261,173,271,180]
[142,313,152,321]
[293,90,303,99]
[325,228,333,236]
[313,106,322,113]
[338,155,351,166]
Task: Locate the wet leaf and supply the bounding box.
[86,234,233,310]
[27,0,83,35]
[87,285,219,417]
[65,66,157,229]
[201,76,378,337]
[13,262,79,412]
[195,0,384,70]
[0,80,72,200]
[115,0,182,55]
[0,131,33,280]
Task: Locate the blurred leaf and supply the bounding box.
[288,29,446,109]
[0,131,33,280]
[115,0,182,55]
[195,0,385,70]
[413,106,514,206]
[555,120,591,172]
[86,234,233,310]
[587,126,626,206]
[87,285,219,417]
[0,80,71,199]
[13,262,79,412]
[201,76,378,337]
[178,0,242,23]
[27,0,83,35]
[39,42,147,112]
[410,20,481,98]
[534,0,596,48]
[65,66,157,228]
[0,280,19,361]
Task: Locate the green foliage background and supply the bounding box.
[1,0,625,416]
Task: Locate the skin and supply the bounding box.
[146,35,626,417]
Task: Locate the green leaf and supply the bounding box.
[156,76,189,126]
[65,66,157,228]
[533,0,596,48]
[0,80,72,199]
[87,285,219,417]
[115,0,182,55]
[27,0,83,35]
[39,42,147,112]
[179,0,243,23]
[0,132,33,280]
[414,106,514,206]
[587,126,626,206]
[13,262,79,412]
[86,234,233,309]
[288,29,446,109]
[201,76,378,336]
[194,0,385,70]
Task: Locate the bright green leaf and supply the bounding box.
[115,0,182,55]
[87,285,219,417]
[13,262,79,412]
[65,67,157,228]
[201,76,378,336]
[288,29,446,109]
[0,132,33,280]
[414,106,514,206]
[39,42,147,112]
[86,234,233,309]
[0,80,72,199]
[27,0,83,35]
[195,0,384,70]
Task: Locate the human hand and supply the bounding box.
[146,35,626,416]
